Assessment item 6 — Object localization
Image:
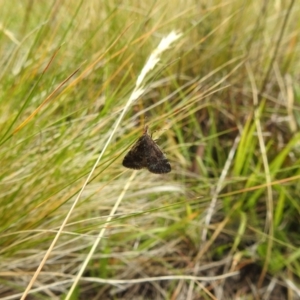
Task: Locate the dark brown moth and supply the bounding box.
[122,126,171,174]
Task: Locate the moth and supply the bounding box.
[122,126,171,174]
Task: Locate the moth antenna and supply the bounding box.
[143,125,149,135]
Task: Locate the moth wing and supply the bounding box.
[146,142,171,174]
[122,137,147,170]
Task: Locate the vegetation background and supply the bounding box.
[0,0,299,299]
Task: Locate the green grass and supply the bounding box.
[1,0,300,299]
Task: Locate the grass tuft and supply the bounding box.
[1,0,300,299]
